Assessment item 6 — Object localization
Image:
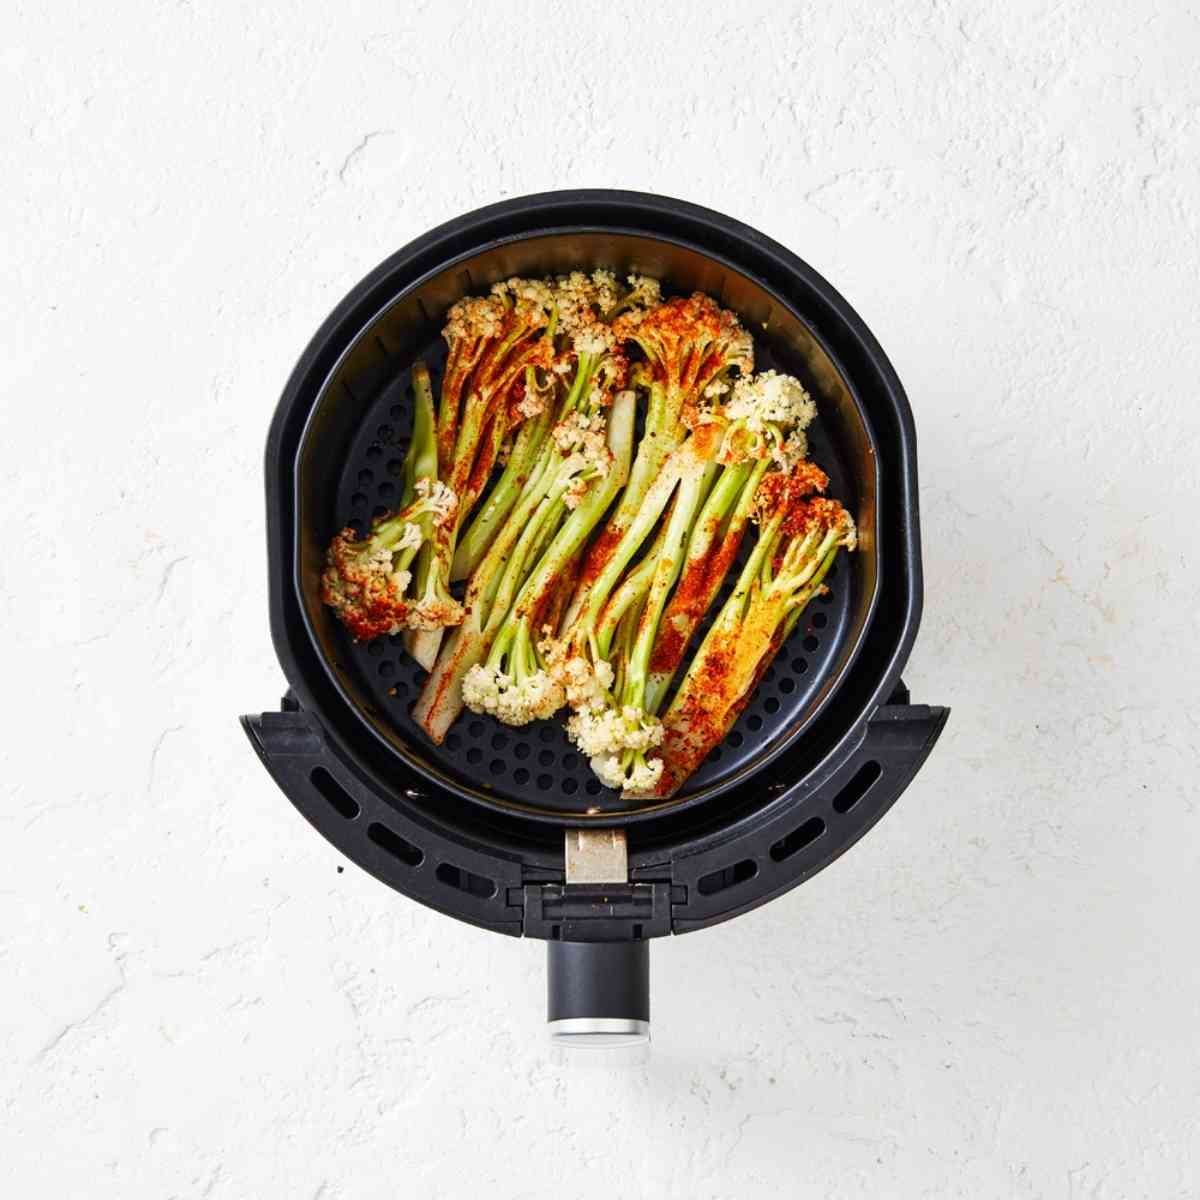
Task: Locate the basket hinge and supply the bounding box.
[517,881,678,941]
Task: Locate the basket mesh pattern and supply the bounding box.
[330,338,853,816]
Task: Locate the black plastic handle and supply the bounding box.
[546,941,650,1044]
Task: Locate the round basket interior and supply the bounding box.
[294,231,880,822]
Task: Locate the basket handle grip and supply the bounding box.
[546,940,650,1045]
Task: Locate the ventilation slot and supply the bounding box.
[436,861,496,898]
[367,821,423,867]
[310,767,359,820]
[769,816,826,862]
[832,761,882,814]
[697,858,758,896]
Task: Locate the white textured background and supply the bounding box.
[4,1,1198,1196]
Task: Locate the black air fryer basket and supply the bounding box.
[243,190,948,1041]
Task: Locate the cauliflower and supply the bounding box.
[724,370,817,437]
[490,276,556,321]
[461,664,508,715]
[625,274,662,309]
[321,474,461,641]
[321,531,415,641]
[461,663,564,726]
[589,751,664,793]
[567,704,663,758]
[552,412,611,476]
[772,429,809,472]
[396,522,424,552]
[543,642,615,711]
[413,477,458,527]
[443,294,506,343]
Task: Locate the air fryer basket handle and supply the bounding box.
[547,941,650,1044]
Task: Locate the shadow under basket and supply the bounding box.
[243,190,948,1042]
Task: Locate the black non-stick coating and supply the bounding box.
[330,338,855,818]
[294,230,879,824]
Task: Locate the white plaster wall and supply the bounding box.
[3,1,1198,1195]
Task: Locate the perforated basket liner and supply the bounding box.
[331,340,854,818]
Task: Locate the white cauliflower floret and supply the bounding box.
[573,323,616,358]
[625,274,662,308]
[396,522,423,552]
[362,544,395,577]
[567,704,663,757]
[516,389,547,419]
[499,671,564,724]
[590,269,619,313]
[552,412,611,476]
[589,753,629,791]
[589,752,664,793]
[617,705,663,751]
[462,664,509,715]
[549,272,618,357]
[725,370,817,435]
[567,706,627,758]
[443,295,506,342]
[461,664,564,726]
[543,643,615,710]
[832,506,858,552]
[623,755,663,793]
[491,276,555,320]
[549,430,610,507]
[414,477,458,526]
[772,430,809,471]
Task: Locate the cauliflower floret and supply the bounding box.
[462,664,509,715]
[625,274,662,309]
[548,272,620,358]
[573,323,616,358]
[567,704,662,757]
[803,498,858,552]
[414,477,458,527]
[590,269,620,313]
[543,642,615,711]
[443,294,506,342]
[491,276,555,320]
[725,370,817,436]
[321,533,410,641]
[501,671,564,724]
[617,705,663,752]
[588,752,664,794]
[406,595,464,631]
[461,664,564,726]
[772,430,809,472]
[566,706,627,758]
[588,753,629,790]
[622,755,664,794]
[552,412,611,476]
[396,522,423,552]
[516,388,547,419]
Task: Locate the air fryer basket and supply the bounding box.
[244,191,948,1041]
[295,231,880,822]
